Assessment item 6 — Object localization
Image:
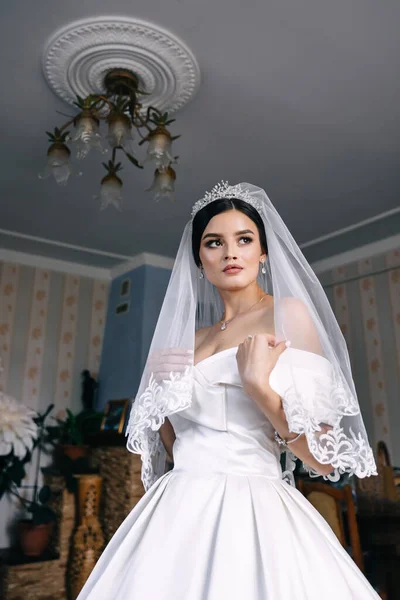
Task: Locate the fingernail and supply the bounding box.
[285,340,292,347]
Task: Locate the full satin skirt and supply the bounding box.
[77,470,380,600]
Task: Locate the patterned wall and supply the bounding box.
[321,248,400,465]
[0,260,109,548]
[0,262,108,413]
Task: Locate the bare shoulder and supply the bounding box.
[277,296,322,351]
[277,296,311,320]
[195,325,212,349]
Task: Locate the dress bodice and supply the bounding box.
[168,347,283,480]
[79,351,380,600]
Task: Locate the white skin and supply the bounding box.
[159,208,333,476]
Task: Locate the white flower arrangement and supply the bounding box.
[0,392,38,459]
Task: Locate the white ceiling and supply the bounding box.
[1,1,399,268]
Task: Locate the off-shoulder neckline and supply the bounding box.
[194,346,238,369]
[194,346,332,372]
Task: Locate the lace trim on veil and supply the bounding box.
[127,364,377,490]
[280,374,377,482]
[126,367,193,490]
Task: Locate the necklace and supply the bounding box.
[219,294,267,331]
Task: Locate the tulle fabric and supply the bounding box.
[126,182,376,490]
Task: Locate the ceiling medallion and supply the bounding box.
[42,16,200,113]
[39,17,201,209]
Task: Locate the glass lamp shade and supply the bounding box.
[71,113,105,159]
[99,174,123,210]
[147,167,176,202]
[107,115,134,152]
[38,143,73,186]
[145,129,174,170]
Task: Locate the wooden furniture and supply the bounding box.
[90,446,144,544]
[377,441,400,504]
[68,474,105,599]
[355,441,400,516]
[297,480,364,571]
[0,447,145,600]
[357,444,400,600]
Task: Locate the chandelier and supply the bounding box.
[40,69,179,209]
[39,17,201,210]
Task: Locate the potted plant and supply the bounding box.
[45,370,104,461]
[0,397,56,556]
[17,483,56,557]
[46,407,104,462]
[47,408,90,460]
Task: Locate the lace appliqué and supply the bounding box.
[126,366,192,490]
[280,374,377,482]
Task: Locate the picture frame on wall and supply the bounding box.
[120,278,130,297]
[100,399,129,434]
[115,301,129,316]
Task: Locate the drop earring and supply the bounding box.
[260,261,266,275]
[199,265,204,279]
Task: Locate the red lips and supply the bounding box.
[223,264,243,272]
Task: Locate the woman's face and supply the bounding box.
[199,209,266,291]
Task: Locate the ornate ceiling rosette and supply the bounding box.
[42,16,201,114]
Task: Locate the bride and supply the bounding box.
[78,182,380,599]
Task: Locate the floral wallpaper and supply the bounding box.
[325,248,400,465]
[387,250,400,377]
[357,258,392,452]
[0,260,109,548]
[0,261,108,414]
[21,268,51,411]
[0,262,19,394]
[87,280,108,380]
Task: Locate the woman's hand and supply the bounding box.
[236,333,289,412]
[147,348,193,383]
[237,333,334,477]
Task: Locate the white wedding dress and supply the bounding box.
[78,347,380,599]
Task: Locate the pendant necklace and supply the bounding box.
[219,294,267,331]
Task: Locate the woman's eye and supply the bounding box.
[205,237,253,248]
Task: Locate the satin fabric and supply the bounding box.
[77,348,380,599]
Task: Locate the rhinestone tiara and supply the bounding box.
[191,181,263,219]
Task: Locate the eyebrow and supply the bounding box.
[202,229,255,240]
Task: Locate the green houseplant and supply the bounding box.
[46,407,104,461]
[45,370,103,461]
[47,408,90,460]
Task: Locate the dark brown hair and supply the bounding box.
[191,198,268,267]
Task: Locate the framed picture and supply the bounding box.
[120,278,130,298]
[115,300,129,316]
[100,399,129,434]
